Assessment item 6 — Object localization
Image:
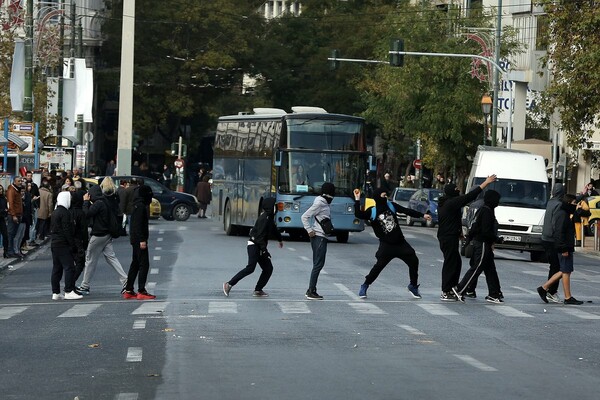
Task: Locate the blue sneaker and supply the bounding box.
[358,283,369,299]
[407,283,421,299]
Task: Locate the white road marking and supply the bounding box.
[131,302,168,315]
[209,302,238,314]
[133,319,146,330]
[157,237,163,242]
[436,259,444,263]
[334,283,361,300]
[417,304,459,316]
[397,324,426,336]
[348,302,387,314]
[114,393,138,400]
[0,306,28,320]
[299,256,310,261]
[154,247,162,251]
[126,347,143,362]
[58,304,101,318]
[153,255,161,261]
[158,230,165,234]
[453,354,497,371]
[147,282,157,289]
[277,302,311,314]
[561,308,600,320]
[512,286,537,295]
[486,305,533,318]
[287,247,296,252]
[177,226,187,231]
[150,268,159,275]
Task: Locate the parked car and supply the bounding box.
[586,196,600,236]
[406,188,442,228]
[83,177,162,219]
[390,187,417,219]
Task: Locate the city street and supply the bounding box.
[1,216,599,400]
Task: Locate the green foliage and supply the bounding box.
[538,0,600,151]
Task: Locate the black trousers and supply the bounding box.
[456,241,501,297]
[51,246,76,294]
[439,236,462,292]
[542,240,560,295]
[73,239,89,282]
[0,217,8,253]
[364,240,419,286]
[229,244,273,291]
[126,244,150,292]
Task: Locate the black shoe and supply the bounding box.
[451,286,465,303]
[564,297,584,305]
[76,286,90,295]
[305,290,323,300]
[464,290,477,298]
[537,286,549,303]
[440,291,458,302]
[485,295,503,304]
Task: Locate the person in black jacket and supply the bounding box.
[353,187,431,299]
[0,185,9,257]
[50,192,82,300]
[223,197,283,297]
[452,190,503,303]
[123,185,155,300]
[537,194,584,305]
[437,175,496,301]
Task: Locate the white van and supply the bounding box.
[462,146,549,261]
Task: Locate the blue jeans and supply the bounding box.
[309,236,328,291]
[7,216,20,254]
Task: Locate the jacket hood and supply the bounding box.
[135,184,153,206]
[262,197,277,216]
[373,188,389,207]
[56,191,71,209]
[444,183,459,197]
[71,190,84,208]
[551,183,565,199]
[89,185,103,202]
[484,190,501,209]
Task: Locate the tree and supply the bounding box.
[538,1,600,153]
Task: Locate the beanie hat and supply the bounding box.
[483,189,501,209]
[444,183,458,197]
[321,182,335,197]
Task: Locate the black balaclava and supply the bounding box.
[444,183,459,197]
[262,197,277,216]
[483,189,501,209]
[373,188,388,207]
[562,194,577,215]
[321,182,335,204]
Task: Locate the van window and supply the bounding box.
[473,178,548,209]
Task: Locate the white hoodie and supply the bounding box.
[55,191,71,210]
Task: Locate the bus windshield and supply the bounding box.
[286,118,365,151]
[473,177,549,209]
[278,151,366,197]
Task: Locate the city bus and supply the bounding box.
[211,106,372,242]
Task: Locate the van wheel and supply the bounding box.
[406,215,414,226]
[336,231,349,243]
[224,202,237,236]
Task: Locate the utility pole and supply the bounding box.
[57,0,65,148]
[23,0,33,122]
[491,0,503,147]
[117,0,136,176]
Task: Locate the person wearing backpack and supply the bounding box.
[353,187,431,299]
[77,177,128,296]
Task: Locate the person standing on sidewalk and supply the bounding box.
[353,187,431,299]
[301,183,335,300]
[223,197,283,298]
[50,191,82,300]
[537,194,584,305]
[77,178,128,295]
[452,190,504,303]
[194,175,212,218]
[0,185,10,258]
[35,179,54,241]
[540,183,565,303]
[123,185,156,300]
[437,175,497,301]
[6,176,24,259]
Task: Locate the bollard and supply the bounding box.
[581,223,585,249]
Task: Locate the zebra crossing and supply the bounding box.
[0,299,599,321]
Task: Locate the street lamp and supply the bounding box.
[481,94,492,146]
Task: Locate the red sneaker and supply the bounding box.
[123,291,137,299]
[137,291,156,300]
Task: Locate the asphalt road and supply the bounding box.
[1,216,599,400]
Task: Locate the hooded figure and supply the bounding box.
[321,182,335,204]
[222,197,283,298]
[540,183,566,301]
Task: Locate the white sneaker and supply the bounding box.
[64,291,83,300]
[52,293,64,300]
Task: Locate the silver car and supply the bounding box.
[390,187,417,219]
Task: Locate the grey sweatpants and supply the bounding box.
[80,234,127,290]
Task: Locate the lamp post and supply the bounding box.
[481,94,492,146]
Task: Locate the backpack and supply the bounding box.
[101,198,121,238]
[370,201,397,221]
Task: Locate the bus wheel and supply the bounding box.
[336,231,349,243]
[224,202,237,236]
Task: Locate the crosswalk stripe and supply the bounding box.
[157,237,163,242]
[150,268,159,275]
[334,283,361,300]
[299,256,310,261]
[348,302,386,314]
[209,302,237,313]
[397,324,426,335]
[560,308,600,320]
[133,319,146,329]
[0,306,28,320]
[453,354,497,371]
[147,282,157,289]
[114,393,139,400]
[417,304,459,316]
[131,302,168,315]
[58,304,101,318]
[126,347,143,362]
[486,305,534,318]
[153,255,161,261]
[277,302,311,314]
[154,247,162,251]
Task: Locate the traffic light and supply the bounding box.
[390,39,404,67]
[330,49,340,70]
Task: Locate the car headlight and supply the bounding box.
[532,225,543,233]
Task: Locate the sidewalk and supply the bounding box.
[577,235,600,257]
[0,241,48,277]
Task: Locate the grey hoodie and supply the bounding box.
[301,196,331,238]
[541,183,565,242]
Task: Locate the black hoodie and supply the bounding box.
[552,200,576,253]
[469,190,501,244]
[437,185,483,239]
[249,198,282,251]
[130,185,152,244]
